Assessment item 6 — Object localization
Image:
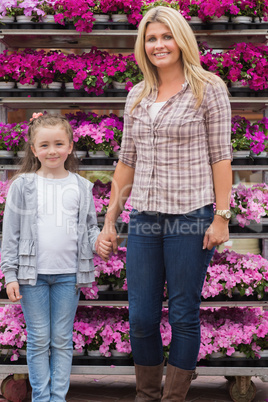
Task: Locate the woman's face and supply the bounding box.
[144,22,181,71]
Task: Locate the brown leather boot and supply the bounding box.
[135,360,165,401]
[161,363,196,401]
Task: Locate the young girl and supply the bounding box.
[1,113,112,402]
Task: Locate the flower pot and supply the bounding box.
[210,16,229,23]
[111,350,129,357]
[210,352,226,358]
[65,82,75,90]
[88,151,107,158]
[231,81,249,88]
[93,14,109,22]
[258,350,268,358]
[42,15,56,24]
[232,15,252,29]
[41,82,62,90]
[0,349,11,356]
[73,349,85,356]
[16,15,35,28]
[97,284,110,291]
[0,16,15,23]
[252,152,268,165]
[0,150,14,158]
[232,16,252,24]
[75,150,87,158]
[231,351,247,358]
[16,15,34,23]
[17,82,38,89]
[0,82,15,89]
[230,81,250,97]
[208,15,229,29]
[111,14,128,22]
[112,81,126,90]
[232,150,251,165]
[18,349,27,356]
[189,16,203,23]
[87,349,101,357]
[17,151,26,158]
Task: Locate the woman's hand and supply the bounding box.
[6,281,22,302]
[203,216,229,250]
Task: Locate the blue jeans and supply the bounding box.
[20,274,80,402]
[126,205,215,370]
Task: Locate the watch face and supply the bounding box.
[225,211,232,219]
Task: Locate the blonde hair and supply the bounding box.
[17,114,77,175]
[132,6,226,112]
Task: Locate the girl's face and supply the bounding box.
[144,22,182,72]
[31,125,73,176]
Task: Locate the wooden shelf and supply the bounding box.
[0,29,267,50]
[0,96,267,111]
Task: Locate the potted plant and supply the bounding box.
[245,117,268,164]
[0,0,18,23]
[14,0,45,24]
[230,0,258,24]
[231,115,252,164]
[141,0,180,16]
[53,0,95,32]
[230,183,268,229]
[203,249,268,300]
[0,51,16,90]
[91,0,109,22]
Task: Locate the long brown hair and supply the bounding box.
[132,6,227,112]
[17,114,78,175]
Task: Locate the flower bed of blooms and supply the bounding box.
[0,305,27,361]
[1,305,268,361]
[230,183,268,227]
[199,307,268,359]
[1,0,268,29]
[202,249,268,299]
[0,49,142,93]
[0,112,123,156]
[0,121,28,153]
[1,44,268,94]
[67,111,123,155]
[231,115,268,154]
[92,179,132,222]
[0,180,11,223]
[80,247,127,300]
[200,42,268,91]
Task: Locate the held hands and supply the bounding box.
[6,281,22,302]
[95,239,113,262]
[95,222,119,258]
[203,216,229,250]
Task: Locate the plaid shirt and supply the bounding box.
[119,80,232,214]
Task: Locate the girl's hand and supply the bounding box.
[6,282,22,302]
[95,239,113,262]
[203,216,229,250]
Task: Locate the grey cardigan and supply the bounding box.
[1,173,100,288]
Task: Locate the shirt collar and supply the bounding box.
[143,81,189,106]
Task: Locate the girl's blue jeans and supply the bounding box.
[126,205,215,370]
[20,274,80,402]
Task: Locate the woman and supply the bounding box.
[96,6,232,401]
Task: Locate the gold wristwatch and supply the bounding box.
[214,210,232,221]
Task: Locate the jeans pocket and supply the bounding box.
[182,204,214,222]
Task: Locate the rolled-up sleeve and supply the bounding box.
[205,81,232,164]
[119,90,137,168]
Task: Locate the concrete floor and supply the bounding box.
[65,374,268,402]
[0,373,268,401]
